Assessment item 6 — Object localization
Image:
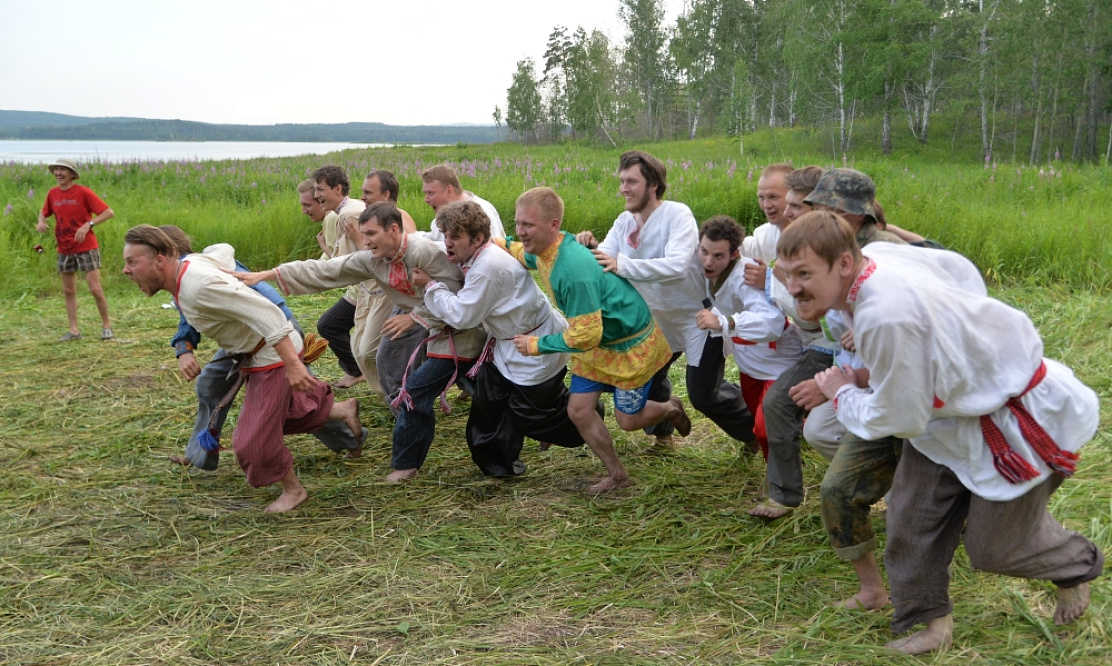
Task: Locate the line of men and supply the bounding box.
[120,152,1102,656]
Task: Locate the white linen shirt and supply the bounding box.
[597,200,707,364]
[832,243,1099,501]
[176,244,299,370]
[741,222,780,263]
[423,243,568,385]
[707,257,802,380]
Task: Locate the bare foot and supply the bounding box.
[835,588,890,611]
[342,447,362,459]
[538,441,552,451]
[642,434,677,455]
[586,475,632,495]
[330,398,363,449]
[385,468,419,483]
[264,486,308,513]
[749,498,794,519]
[168,454,192,466]
[667,397,692,437]
[886,614,953,655]
[332,374,365,389]
[1054,583,1090,624]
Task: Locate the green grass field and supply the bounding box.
[1,133,1109,664]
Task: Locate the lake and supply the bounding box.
[0,140,396,164]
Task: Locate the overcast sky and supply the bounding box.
[2,0,685,127]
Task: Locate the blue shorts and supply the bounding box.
[569,374,654,415]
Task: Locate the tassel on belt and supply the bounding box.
[979,361,1080,483]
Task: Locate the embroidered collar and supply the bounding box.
[388,233,409,264]
[846,258,876,306]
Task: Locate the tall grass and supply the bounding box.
[3,132,1111,300]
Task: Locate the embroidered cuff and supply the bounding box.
[527,337,540,356]
[174,341,194,357]
[832,383,857,411]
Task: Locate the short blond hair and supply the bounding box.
[515,187,564,223]
[421,165,462,192]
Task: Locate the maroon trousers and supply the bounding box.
[233,367,333,487]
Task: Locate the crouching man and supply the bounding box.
[778,211,1103,654]
[122,225,362,513]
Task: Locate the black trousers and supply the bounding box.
[317,297,359,377]
[466,363,585,476]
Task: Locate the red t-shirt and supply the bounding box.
[41,184,109,255]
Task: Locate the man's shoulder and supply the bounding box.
[658,200,695,219]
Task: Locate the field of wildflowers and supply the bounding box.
[2,134,1111,301]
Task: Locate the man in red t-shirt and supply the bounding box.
[37,159,115,341]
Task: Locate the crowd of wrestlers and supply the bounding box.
[107,151,1102,654]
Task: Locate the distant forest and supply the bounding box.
[499,0,1112,163]
[0,110,500,144]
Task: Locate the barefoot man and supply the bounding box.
[500,187,689,493]
[122,225,362,513]
[778,211,1103,655]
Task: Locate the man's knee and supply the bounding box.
[567,397,600,425]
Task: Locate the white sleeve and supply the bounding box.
[833,318,935,440]
[614,213,699,283]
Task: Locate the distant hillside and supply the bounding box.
[0,110,500,144]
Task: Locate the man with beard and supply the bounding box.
[576,150,738,452]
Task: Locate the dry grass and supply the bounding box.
[0,284,1109,665]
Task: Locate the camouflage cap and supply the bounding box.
[803,168,875,217]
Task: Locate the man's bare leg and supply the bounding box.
[886,614,953,655]
[749,497,794,519]
[613,397,690,436]
[328,397,363,457]
[569,391,630,494]
[385,468,419,483]
[60,272,80,335]
[1054,583,1090,624]
[835,551,890,610]
[86,269,111,329]
[264,468,308,513]
[333,373,365,389]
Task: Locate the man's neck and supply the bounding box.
[635,197,663,223]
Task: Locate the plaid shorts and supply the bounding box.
[58,249,102,274]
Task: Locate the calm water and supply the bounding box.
[0,140,394,164]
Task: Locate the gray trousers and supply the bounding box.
[886,441,1105,634]
[762,349,835,507]
[376,307,429,418]
[181,319,364,470]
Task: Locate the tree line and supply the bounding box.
[497,0,1112,163]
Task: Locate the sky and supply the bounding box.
[2,0,685,127]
